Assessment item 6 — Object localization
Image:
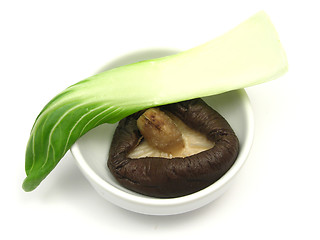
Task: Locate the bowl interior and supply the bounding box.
[70,48,254,215]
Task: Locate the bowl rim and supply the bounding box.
[70,88,254,209]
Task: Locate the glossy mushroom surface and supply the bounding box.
[107,98,239,198]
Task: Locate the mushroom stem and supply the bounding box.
[137,108,185,155]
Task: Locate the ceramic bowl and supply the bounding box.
[70,48,254,215]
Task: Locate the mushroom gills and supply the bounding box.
[128,110,214,159]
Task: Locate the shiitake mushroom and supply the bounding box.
[107,98,239,198]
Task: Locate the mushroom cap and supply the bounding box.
[107,98,239,198]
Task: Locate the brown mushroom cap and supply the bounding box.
[107,98,239,198]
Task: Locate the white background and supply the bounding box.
[1,0,319,239]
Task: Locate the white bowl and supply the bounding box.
[70,48,254,215]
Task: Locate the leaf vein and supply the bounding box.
[63,104,108,153]
[79,106,115,136]
[40,102,87,169]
